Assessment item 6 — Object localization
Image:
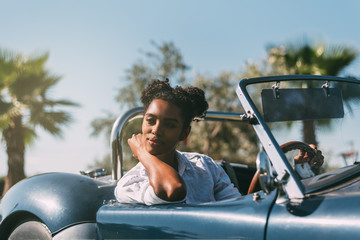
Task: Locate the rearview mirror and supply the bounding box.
[261,88,344,122]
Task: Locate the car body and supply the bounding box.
[1,75,360,239]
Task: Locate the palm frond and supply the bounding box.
[38,74,62,96]
[8,72,45,101]
[23,126,37,146]
[314,45,358,76]
[0,100,13,115]
[22,52,49,74]
[34,111,73,137]
[43,99,80,107]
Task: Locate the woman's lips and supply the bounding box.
[148,138,161,146]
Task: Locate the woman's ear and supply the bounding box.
[180,126,191,141]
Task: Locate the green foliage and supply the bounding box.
[90,111,118,138]
[0,51,79,141]
[0,48,78,193]
[116,41,190,109]
[267,41,358,76]
[185,72,259,164]
[91,41,190,140]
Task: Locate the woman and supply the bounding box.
[114,79,241,205]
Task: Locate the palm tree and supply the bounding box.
[267,41,359,144]
[0,50,78,196]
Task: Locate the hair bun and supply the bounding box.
[184,87,208,117]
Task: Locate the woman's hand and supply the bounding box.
[128,133,145,159]
[127,133,186,202]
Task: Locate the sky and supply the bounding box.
[1,0,360,176]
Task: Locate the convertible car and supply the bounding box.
[1,75,360,239]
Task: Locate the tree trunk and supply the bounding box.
[302,120,318,145]
[2,115,26,197]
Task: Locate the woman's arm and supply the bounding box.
[128,134,187,202]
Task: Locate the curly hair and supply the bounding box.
[141,79,209,128]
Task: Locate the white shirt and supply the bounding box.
[114,151,241,205]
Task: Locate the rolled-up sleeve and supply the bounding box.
[114,163,185,205]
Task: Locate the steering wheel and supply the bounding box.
[247,141,316,195]
[280,141,316,160]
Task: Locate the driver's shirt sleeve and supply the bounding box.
[114,163,185,205]
[212,161,242,201]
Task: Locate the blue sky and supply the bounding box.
[1,0,360,176]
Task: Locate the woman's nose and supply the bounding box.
[152,123,162,135]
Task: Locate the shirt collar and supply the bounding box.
[176,150,190,176]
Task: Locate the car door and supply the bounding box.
[266,181,360,240]
[96,190,277,239]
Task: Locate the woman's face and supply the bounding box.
[142,99,189,156]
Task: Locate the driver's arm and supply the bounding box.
[294,144,324,174]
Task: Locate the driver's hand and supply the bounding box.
[294,144,324,171]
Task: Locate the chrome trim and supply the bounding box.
[110,107,143,180]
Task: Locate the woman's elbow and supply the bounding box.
[155,182,187,202]
[167,182,187,201]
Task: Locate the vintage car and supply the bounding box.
[1,75,360,239]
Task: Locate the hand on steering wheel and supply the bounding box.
[247,141,324,195]
[282,141,324,172]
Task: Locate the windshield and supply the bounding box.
[245,77,360,192]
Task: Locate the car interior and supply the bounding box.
[217,160,257,195]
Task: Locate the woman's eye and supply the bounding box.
[146,118,156,125]
[165,122,176,128]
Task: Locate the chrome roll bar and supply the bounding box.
[110,107,143,180]
[110,108,246,181]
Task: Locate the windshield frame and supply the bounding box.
[236,75,360,199]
